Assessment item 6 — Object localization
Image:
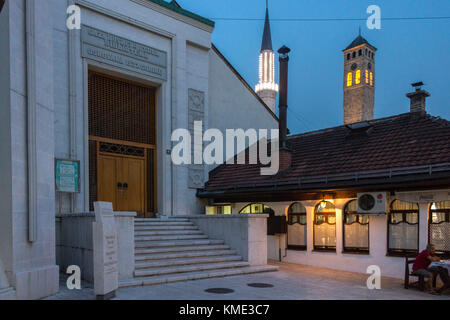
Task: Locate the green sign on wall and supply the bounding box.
[55,159,80,193]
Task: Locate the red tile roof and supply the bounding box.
[200,112,450,195]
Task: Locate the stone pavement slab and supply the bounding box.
[45,262,450,300]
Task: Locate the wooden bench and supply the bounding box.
[404,257,437,291]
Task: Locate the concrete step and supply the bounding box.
[134,221,195,227]
[134,261,250,278]
[135,234,209,242]
[135,249,237,262]
[135,230,203,237]
[135,255,243,269]
[135,239,225,249]
[135,244,231,255]
[134,226,199,232]
[135,218,190,222]
[120,265,279,288]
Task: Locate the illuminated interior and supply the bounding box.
[355,70,361,84]
[347,72,352,87]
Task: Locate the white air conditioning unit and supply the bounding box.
[357,192,389,214]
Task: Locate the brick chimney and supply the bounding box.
[406,82,430,113]
[277,45,292,172]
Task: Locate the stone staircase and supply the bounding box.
[119,218,278,288]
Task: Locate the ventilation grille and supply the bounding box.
[88,72,156,145]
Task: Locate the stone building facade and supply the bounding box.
[0,0,277,299]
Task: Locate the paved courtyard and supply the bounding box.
[46,262,450,300]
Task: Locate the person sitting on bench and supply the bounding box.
[412,244,441,293]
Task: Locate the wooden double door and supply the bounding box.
[97,154,145,214]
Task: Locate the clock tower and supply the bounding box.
[343,30,377,124]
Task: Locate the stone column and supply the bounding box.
[418,203,429,251]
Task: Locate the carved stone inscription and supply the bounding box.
[81,25,167,80]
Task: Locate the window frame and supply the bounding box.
[313,201,337,252]
[428,202,450,258]
[355,70,361,85]
[205,205,232,215]
[387,200,420,257]
[287,202,307,251]
[347,72,353,87]
[343,200,370,254]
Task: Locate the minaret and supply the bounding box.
[342,29,377,124]
[255,1,278,113]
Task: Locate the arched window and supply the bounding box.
[370,72,373,86]
[358,49,362,56]
[388,200,419,256]
[355,70,361,85]
[347,72,352,87]
[239,203,272,214]
[287,203,307,251]
[352,52,356,58]
[347,53,350,60]
[365,70,369,84]
[314,201,336,251]
[429,201,450,256]
[343,200,369,253]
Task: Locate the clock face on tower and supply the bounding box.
[351,63,357,71]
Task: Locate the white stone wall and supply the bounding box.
[0,0,59,300]
[186,215,268,266]
[231,197,435,280]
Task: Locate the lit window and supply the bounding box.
[239,203,272,214]
[370,72,373,86]
[343,200,369,253]
[388,200,419,256]
[240,203,278,236]
[355,70,361,84]
[365,70,369,84]
[287,203,307,251]
[429,201,450,255]
[206,205,232,215]
[347,72,352,87]
[314,201,336,251]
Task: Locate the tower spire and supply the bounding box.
[261,1,273,51]
[255,0,278,112]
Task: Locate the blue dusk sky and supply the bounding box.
[178,0,450,134]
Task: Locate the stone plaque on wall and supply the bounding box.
[81,25,167,80]
[188,89,205,189]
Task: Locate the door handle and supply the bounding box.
[117,182,123,189]
[123,183,129,190]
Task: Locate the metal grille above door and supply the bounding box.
[88,72,156,145]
